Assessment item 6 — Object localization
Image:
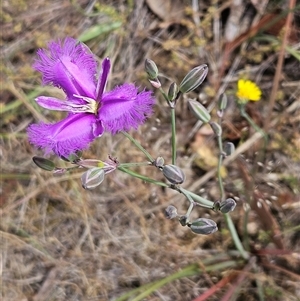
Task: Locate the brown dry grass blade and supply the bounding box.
[192,272,238,301]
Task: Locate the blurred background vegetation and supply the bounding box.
[1,0,300,300]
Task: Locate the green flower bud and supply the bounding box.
[179,64,208,93]
[188,218,218,235]
[162,164,186,184]
[168,82,179,101]
[224,142,235,156]
[165,205,178,219]
[145,59,159,80]
[218,93,228,111]
[219,198,236,213]
[210,122,222,136]
[188,100,211,123]
[32,156,55,171]
[81,168,105,190]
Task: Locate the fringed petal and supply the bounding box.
[27,114,104,157]
[100,84,155,134]
[34,38,97,99]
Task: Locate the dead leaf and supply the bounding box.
[146,0,184,22]
[191,129,227,177]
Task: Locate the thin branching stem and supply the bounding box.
[121,131,153,162]
[171,108,176,164]
[215,118,249,260]
[117,166,168,188]
[240,105,267,144]
[224,213,249,260]
[118,162,151,168]
[216,134,225,201]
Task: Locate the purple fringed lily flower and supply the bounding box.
[28,37,155,157]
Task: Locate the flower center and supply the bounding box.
[73,94,99,115]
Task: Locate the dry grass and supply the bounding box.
[1,0,300,300]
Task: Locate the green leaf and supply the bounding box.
[32,156,55,171]
[78,21,122,42]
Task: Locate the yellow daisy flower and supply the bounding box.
[236,79,262,102]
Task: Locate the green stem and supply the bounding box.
[216,134,225,201]
[117,260,238,301]
[214,118,249,260]
[171,107,177,164]
[224,213,249,260]
[118,162,151,168]
[117,166,168,188]
[158,87,169,102]
[180,188,214,207]
[121,131,153,162]
[240,106,267,143]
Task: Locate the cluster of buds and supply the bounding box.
[146,59,238,236]
[32,155,118,190]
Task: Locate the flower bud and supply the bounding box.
[32,156,55,171]
[210,122,222,136]
[165,205,178,219]
[179,64,208,93]
[218,93,228,111]
[162,164,186,184]
[153,156,164,169]
[224,142,235,156]
[188,218,218,235]
[149,79,161,89]
[219,198,236,213]
[168,82,179,101]
[188,100,211,123]
[81,167,105,190]
[145,59,159,80]
[179,215,188,226]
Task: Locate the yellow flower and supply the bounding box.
[236,79,262,102]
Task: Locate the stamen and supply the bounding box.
[73,94,98,114]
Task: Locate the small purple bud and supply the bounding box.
[188,100,211,123]
[81,167,105,190]
[179,64,208,93]
[188,218,218,235]
[145,59,159,80]
[165,205,178,219]
[149,79,161,89]
[219,198,236,213]
[32,156,55,171]
[153,156,164,169]
[162,164,186,184]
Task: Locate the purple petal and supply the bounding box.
[34,37,97,99]
[28,113,104,157]
[99,84,155,134]
[96,58,110,102]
